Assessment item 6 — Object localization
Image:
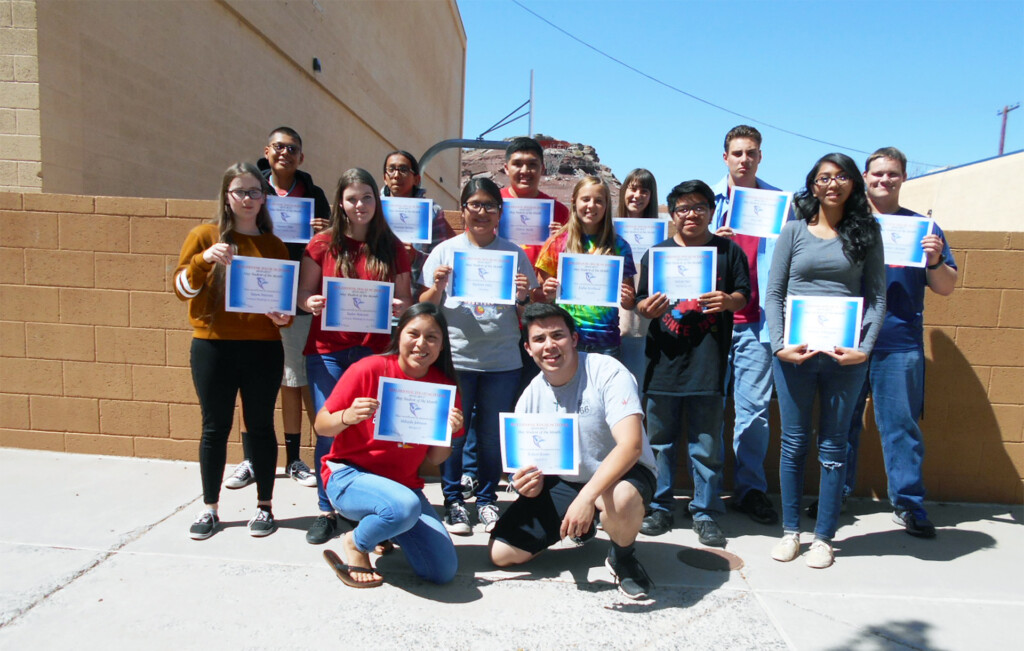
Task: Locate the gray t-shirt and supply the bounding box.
[422,233,538,372]
[515,352,657,483]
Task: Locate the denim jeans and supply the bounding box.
[306,346,374,512]
[619,335,646,388]
[845,349,927,512]
[325,464,457,584]
[773,355,868,540]
[441,369,519,506]
[646,394,725,521]
[726,323,774,499]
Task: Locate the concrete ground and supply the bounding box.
[0,448,1020,650]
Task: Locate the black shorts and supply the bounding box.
[490,464,656,555]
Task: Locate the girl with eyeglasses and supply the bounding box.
[535,175,637,359]
[421,177,538,535]
[297,168,413,546]
[174,162,292,541]
[765,153,885,569]
[616,169,660,383]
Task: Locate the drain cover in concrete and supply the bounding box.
[676,546,744,571]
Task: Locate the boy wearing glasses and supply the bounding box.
[224,127,330,494]
[635,180,750,547]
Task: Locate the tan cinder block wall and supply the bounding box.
[1,194,1022,504]
[0,0,41,193]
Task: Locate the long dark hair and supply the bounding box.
[793,153,880,264]
[617,168,659,219]
[380,302,457,383]
[328,168,401,280]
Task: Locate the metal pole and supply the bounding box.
[998,103,1019,156]
[529,70,534,138]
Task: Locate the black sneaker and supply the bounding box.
[893,509,936,538]
[733,489,779,525]
[806,496,847,520]
[639,510,673,536]
[605,550,654,600]
[693,519,727,547]
[306,513,338,545]
[189,510,219,540]
[248,507,276,537]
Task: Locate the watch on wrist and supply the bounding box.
[516,295,530,306]
[926,254,946,270]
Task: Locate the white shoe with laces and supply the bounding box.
[805,539,834,569]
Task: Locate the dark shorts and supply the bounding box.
[490,464,656,555]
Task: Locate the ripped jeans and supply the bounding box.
[773,355,868,541]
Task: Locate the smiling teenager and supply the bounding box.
[617,169,660,385]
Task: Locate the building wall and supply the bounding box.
[2,0,464,207]
[0,0,41,192]
[1,192,1021,504]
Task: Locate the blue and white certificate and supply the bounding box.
[785,296,863,351]
[500,413,579,475]
[224,256,299,315]
[648,247,717,300]
[875,214,933,268]
[381,197,433,245]
[556,254,624,308]
[727,187,792,239]
[499,198,554,246]
[266,196,315,243]
[613,218,670,266]
[321,277,394,334]
[450,249,517,305]
[373,377,456,447]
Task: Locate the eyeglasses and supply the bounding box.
[385,165,413,176]
[463,201,500,213]
[814,174,851,187]
[269,142,300,155]
[228,188,264,200]
[671,204,709,217]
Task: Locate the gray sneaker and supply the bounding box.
[444,502,472,535]
[189,510,219,540]
[224,460,254,489]
[477,503,500,533]
[248,507,276,537]
[287,459,318,487]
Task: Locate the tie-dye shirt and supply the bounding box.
[535,231,636,350]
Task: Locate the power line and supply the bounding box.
[509,0,945,169]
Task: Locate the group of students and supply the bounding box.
[173,127,955,598]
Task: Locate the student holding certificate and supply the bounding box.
[422,178,538,536]
[536,176,637,358]
[616,169,660,385]
[315,303,464,588]
[174,162,292,541]
[298,168,413,546]
[765,154,885,569]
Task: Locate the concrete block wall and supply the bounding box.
[1,193,1021,504]
[0,0,40,192]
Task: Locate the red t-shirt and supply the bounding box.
[731,233,761,325]
[500,187,570,266]
[303,232,411,355]
[321,355,464,489]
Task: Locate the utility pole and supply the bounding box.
[997,103,1019,155]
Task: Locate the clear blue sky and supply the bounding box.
[457,0,1024,196]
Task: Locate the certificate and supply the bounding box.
[373,377,456,447]
[875,214,934,268]
[727,187,793,238]
[613,218,669,266]
[556,254,624,308]
[785,296,863,351]
[381,197,433,245]
[500,413,579,475]
[499,198,554,246]
[224,255,299,315]
[266,196,315,243]
[450,249,517,305]
[648,247,717,300]
[321,277,394,334]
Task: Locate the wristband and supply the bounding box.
[926,254,946,270]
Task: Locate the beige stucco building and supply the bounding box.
[1,0,466,207]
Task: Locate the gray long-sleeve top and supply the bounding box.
[765,219,886,354]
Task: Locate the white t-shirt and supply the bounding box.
[515,351,657,483]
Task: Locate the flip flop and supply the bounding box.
[323,550,384,589]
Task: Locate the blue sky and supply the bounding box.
[457,0,1024,196]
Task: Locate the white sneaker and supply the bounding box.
[477,504,500,533]
[224,460,254,489]
[771,532,801,562]
[805,539,834,569]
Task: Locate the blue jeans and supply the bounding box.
[726,323,774,499]
[620,335,646,388]
[325,465,457,584]
[773,355,867,541]
[646,394,725,521]
[441,369,519,506]
[845,349,927,512]
[306,346,374,512]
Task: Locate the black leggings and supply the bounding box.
[190,338,283,504]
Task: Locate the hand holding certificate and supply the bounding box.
[556,254,624,308]
[648,247,717,301]
[266,196,315,243]
[321,277,394,333]
[373,377,457,447]
[875,214,934,267]
[450,249,517,304]
[381,197,433,245]
[726,187,793,239]
[500,413,579,475]
[499,198,554,246]
[225,256,299,315]
[784,296,863,352]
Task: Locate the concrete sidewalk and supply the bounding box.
[0,448,1020,650]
